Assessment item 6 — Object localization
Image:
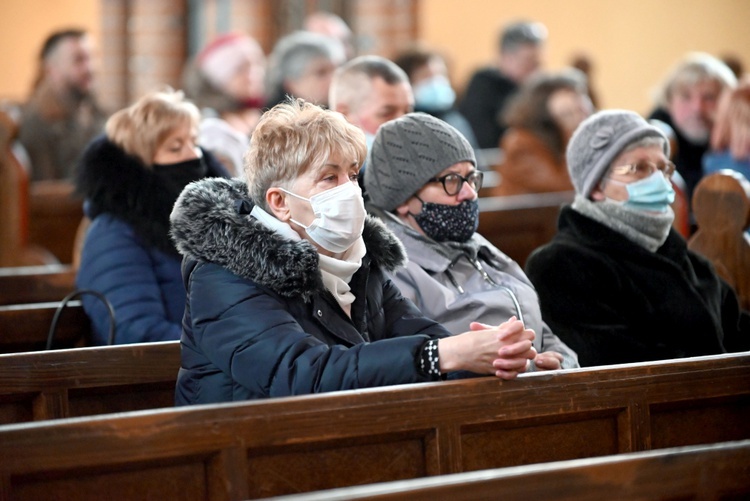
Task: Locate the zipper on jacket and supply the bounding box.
[459,257,526,327]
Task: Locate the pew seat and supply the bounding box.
[0,300,90,353]
[0,352,747,500]
[273,439,750,501]
[0,264,76,306]
[0,341,180,424]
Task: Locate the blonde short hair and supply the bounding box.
[105,88,200,166]
[654,52,737,108]
[245,98,366,209]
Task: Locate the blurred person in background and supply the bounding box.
[183,33,267,176]
[18,28,106,181]
[492,69,594,196]
[459,20,547,149]
[75,89,229,345]
[264,31,345,108]
[703,83,750,182]
[303,11,355,61]
[648,52,737,204]
[393,45,479,152]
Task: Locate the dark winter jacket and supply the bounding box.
[170,177,452,405]
[526,206,750,367]
[75,136,229,345]
[458,67,518,149]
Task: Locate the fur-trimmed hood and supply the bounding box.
[170,177,407,300]
[76,135,228,255]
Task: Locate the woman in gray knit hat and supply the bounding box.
[364,112,579,371]
[525,109,750,367]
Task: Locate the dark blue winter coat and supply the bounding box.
[170,177,451,405]
[75,136,228,345]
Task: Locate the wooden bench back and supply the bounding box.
[0,300,90,353]
[0,352,747,500]
[28,180,84,265]
[0,264,76,306]
[477,191,573,267]
[277,439,750,501]
[688,170,750,311]
[0,341,179,424]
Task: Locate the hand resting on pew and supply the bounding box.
[441,317,536,379]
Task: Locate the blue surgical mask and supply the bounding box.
[414,75,456,113]
[606,171,675,213]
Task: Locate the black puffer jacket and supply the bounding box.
[170,178,451,405]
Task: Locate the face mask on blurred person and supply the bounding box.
[412,198,479,243]
[282,181,366,253]
[414,75,456,113]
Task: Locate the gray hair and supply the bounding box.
[654,52,737,108]
[266,31,345,92]
[499,20,548,54]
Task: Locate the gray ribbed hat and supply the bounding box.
[364,112,476,211]
[567,110,670,197]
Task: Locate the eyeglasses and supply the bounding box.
[428,171,484,196]
[609,160,676,179]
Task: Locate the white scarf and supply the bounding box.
[251,205,365,317]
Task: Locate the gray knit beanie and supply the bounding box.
[567,110,670,198]
[364,112,476,211]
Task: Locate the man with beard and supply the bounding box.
[648,53,736,204]
[18,29,106,181]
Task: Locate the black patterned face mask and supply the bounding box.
[411,198,479,243]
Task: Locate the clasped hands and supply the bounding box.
[438,316,563,380]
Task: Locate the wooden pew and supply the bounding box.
[275,440,750,500]
[0,341,179,424]
[0,352,747,500]
[688,170,750,312]
[28,180,84,265]
[0,300,90,353]
[477,191,573,267]
[0,264,76,306]
[0,109,58,267]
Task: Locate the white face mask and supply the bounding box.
[282,181,366,253]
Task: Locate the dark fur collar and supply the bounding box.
[76,135,227,255]
[170,177,406,300]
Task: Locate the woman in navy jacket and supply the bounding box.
[169,98,537,404]
[76,89,228,345]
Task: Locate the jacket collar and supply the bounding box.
[76,135,228,255]
[170,177,407,301]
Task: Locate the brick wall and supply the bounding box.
[98,0,419,111]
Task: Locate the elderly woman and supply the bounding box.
[75,89,229,345]
[169,99,537,405]
[525,110,750,367]
[493,69,594,196]
[364,112,578,371]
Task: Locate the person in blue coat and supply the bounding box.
[75,88,229,345]
[169,98,537,405]
[703,82,750,182]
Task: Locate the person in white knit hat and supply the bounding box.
[525,109,750,367]
[182,33,267,175]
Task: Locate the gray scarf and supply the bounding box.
[572,195,674,252]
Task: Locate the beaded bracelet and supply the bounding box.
[419,339,441,378]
